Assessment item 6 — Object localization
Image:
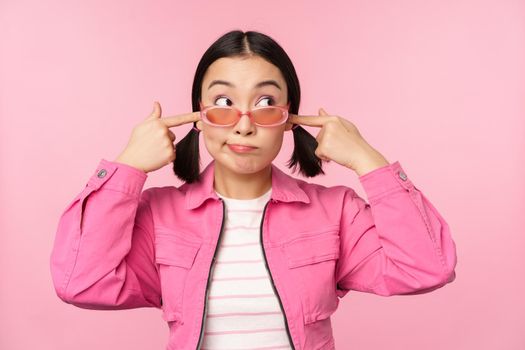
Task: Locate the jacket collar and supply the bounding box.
[184,160,310,210]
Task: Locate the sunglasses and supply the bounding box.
[199,101,291,127]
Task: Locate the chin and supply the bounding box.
[212,154,271,175]
[230,158,266,174]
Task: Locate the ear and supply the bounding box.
[284,119,294,131]
[195,120,204,131]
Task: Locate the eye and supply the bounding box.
[214,96,233,107]
[256,96,275,107]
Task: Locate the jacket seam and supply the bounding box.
[366,187,407,204]
[62,187,141,301]
[94,185,143,198]
[407,190,449,276]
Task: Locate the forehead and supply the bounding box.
[202,56,286,92]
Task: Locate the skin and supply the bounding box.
[115,55,390,197]
[195,55,295,199]
[194,55,390,200]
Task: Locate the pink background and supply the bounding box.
[1,0,524,349]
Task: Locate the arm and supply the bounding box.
[335,161,457,297]
[49,159,162,309]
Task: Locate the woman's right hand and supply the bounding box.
[114,101,201,173]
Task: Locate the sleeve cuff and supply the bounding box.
[86,159,148,196]
[358,161,415,202]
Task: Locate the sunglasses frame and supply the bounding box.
[199,101,291,127]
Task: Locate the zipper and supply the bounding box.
[195,198,296,349]
[196,198,226,350]
[260,200,296,350]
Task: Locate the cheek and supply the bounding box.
[202,128,227,150]
[264,130,285,149]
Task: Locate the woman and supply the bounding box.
[50,30,457,350]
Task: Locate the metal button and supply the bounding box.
[398,171,407,181]
[97,169,107,178]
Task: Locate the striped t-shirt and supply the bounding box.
[200,187,293,350]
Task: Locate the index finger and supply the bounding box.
[161,111,201,128]
[288,114,331,128]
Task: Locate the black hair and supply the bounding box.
[174,29,325,183]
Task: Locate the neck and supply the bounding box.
[213,162,272,200]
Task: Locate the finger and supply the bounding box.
[315,148,328,160]
[316,123,326,142]
[316,149,331,162]
[167,130,176,142]
[161,111,201,128]
[319,107,329,116]
[147,101,162,120]
[288,111,332,128]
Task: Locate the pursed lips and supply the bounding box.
[227,142,257,148]
[227,143,258,151]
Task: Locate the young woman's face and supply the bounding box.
[196,55,294,174]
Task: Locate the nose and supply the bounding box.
[233,110,256,135]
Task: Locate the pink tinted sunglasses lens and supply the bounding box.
[206,108,238,125]
[206,107,285,125]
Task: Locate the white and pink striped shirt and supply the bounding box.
[200,188,293,350]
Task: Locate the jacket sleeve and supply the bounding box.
[49,159,162,310]
[335,161,457,297]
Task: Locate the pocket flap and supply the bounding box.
[283,232,340,268]
[155,234,201,269]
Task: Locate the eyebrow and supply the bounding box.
[207,79,282,91]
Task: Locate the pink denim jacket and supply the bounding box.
[50,158,457,350]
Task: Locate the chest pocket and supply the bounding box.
[282,228,340,325]
[155,231,201,324]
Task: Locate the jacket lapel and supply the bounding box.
[184,160,310,210]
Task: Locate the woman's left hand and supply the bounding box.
[289,108,391,176]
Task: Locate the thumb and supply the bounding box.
[319,107,329,116]
[148,101,162,119]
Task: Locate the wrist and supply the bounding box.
[354,158,390,177]
[352,144,390,177]
[114,155,146,173]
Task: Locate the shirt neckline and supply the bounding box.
[214,187,272,204]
